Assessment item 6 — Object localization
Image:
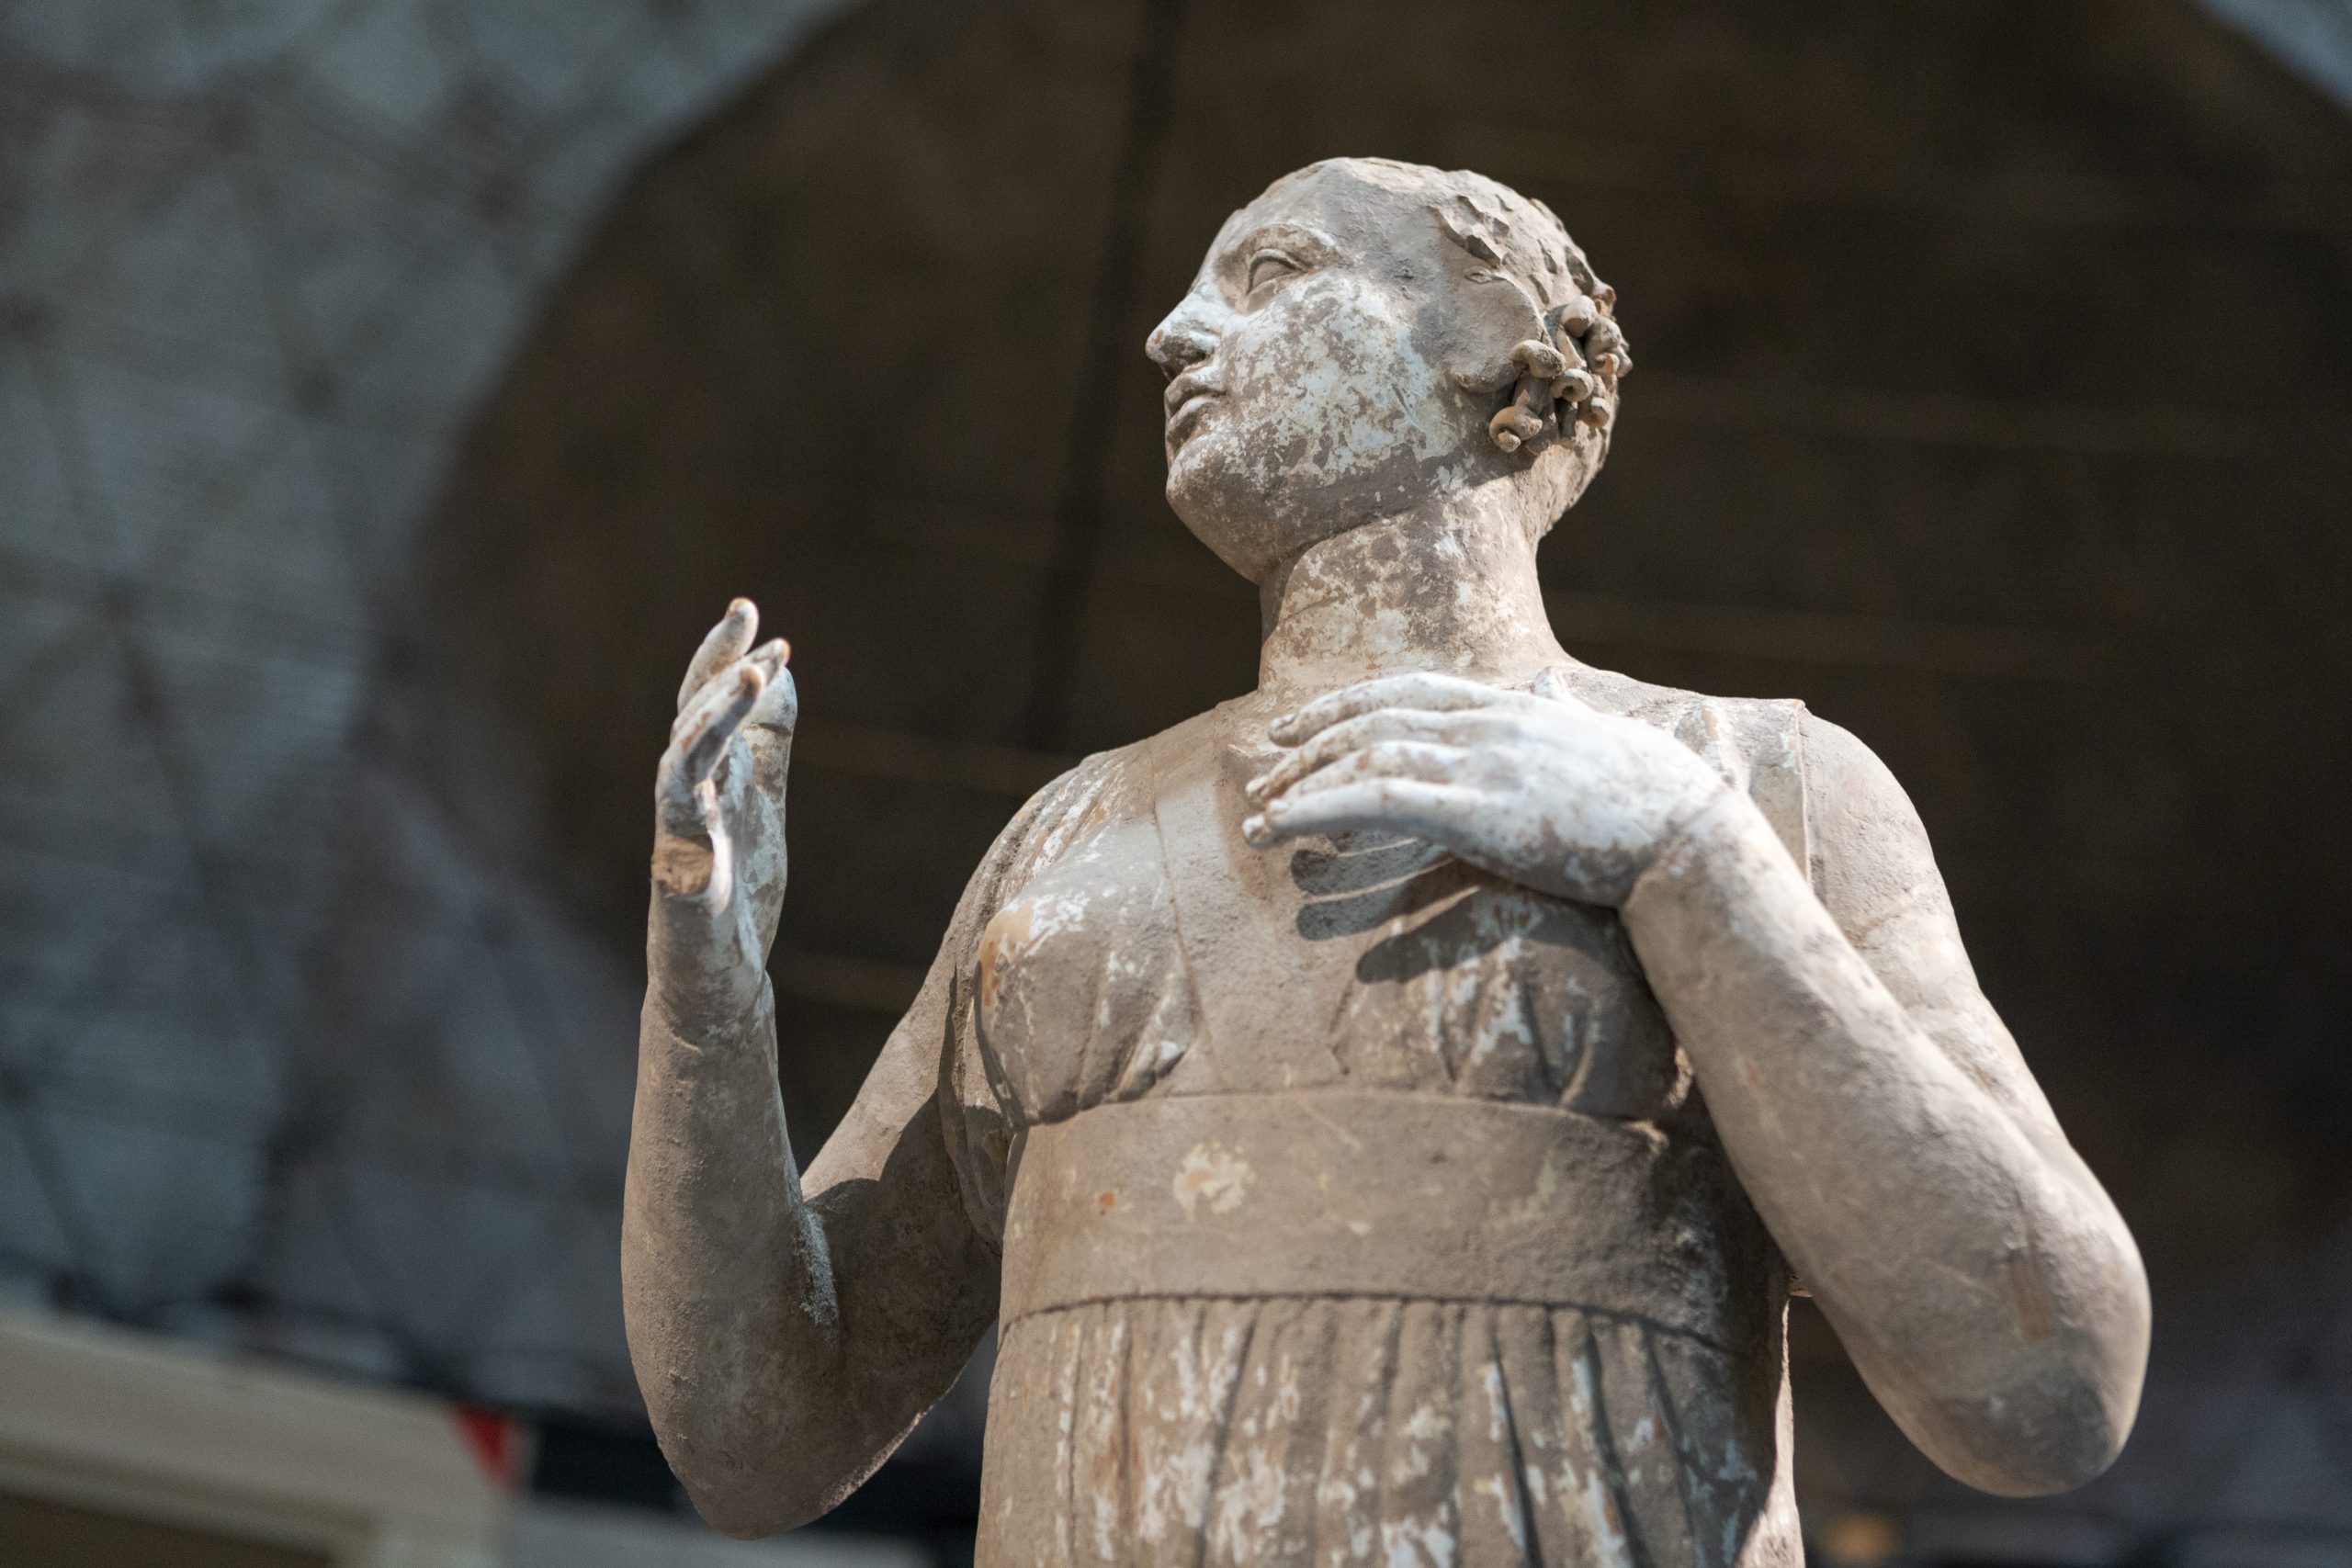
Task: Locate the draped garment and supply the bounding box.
[931,667,1815,1566]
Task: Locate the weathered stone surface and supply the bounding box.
[622,160,2149,1562]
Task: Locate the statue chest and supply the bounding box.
[972,806,1690,1126]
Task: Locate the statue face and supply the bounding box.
[1148,163,1540,584]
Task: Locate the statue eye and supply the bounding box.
[1246,251,1301,293]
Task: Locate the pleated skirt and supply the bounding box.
[976,1297,1801,1567]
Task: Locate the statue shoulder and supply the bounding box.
[980,705,1232,881]
[1560,665,1815,871]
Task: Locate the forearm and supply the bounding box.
[1621,793,2148,1494]
[624,964,849,1528]
[624,894,999,1535]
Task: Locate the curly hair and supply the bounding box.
[1415,175,1632,456]
[1255,159,1632,530]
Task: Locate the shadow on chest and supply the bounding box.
[976,813,1685,1119]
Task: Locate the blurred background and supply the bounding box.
[3,0,2350,1563]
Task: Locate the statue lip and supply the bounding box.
[1164,371,1222,442]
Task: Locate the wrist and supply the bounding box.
[1626,784,1780,909]
[643,964,775,1062]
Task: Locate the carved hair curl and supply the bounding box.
[1429,192,1632,456]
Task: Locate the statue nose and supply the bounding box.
[1147,313,1216,378]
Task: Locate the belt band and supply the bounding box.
[998,1092,1773,1351]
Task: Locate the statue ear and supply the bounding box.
[1427,199,1549,389]
[1438,297,1540,400]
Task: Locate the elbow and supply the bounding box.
[1907,1270,2152,1497]
[655,1405,883,1540]
[665,1434,858,1540]
[683,1486,788,1542]
[1928,1359,2140,1497]
[678,1473,825,1541]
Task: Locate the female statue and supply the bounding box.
[622,159,2148,1566]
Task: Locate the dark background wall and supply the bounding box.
[7,0,2352,1561]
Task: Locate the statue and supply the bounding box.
[622,159,2149,1565]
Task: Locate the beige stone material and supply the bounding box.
[622,159,2148,1563]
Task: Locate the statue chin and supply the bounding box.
[1168,423,1577,590]
[1164,415,1464,587]
[1164,441,1290,585]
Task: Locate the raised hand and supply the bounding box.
[650,599,796,1017]
[1242,671,1733,907]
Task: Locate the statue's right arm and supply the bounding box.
[619,603,999,1539]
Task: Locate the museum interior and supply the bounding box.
[3,0,2350,1563]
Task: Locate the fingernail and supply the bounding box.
[1268,715,1296,741]
[728,597,754,618]
[1240,814,1272,848]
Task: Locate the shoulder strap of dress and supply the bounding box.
[1548,669,1814,896]
[1722,696,1814,894]
[1146,704,1364,1070]
[1145,705,1257,1060]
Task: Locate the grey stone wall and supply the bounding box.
[0,0,852,1413]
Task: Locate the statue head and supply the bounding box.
[1148,158,1630,585]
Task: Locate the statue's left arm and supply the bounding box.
[1245,672,2149,1497]
[1618,712,2147,1497]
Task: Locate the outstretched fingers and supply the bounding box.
[1247,711,1487,805]
[677,599,758,714]
[684,664,764,781]
[659,663,764,835]
[743,639,795,730]
[1269,671,1507,746]
[1260,740,1471,811]
[671,638,790,742]
[1242,777,1478,849]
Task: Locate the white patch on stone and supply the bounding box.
[1173,1143,1254,1219]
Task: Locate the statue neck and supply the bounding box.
[1255,485,1572,706]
